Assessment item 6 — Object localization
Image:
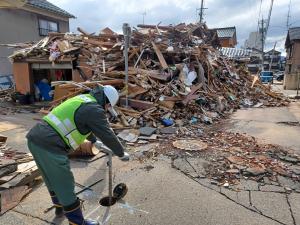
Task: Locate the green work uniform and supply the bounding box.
[26,88,125,207]
[28,140,76,206]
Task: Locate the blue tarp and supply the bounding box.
[0,75,13,90]
[36,81,52,101]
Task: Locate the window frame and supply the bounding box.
[38,18,59,36]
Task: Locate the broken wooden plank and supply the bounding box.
[182,83,203,105]
[0,160,16,169]
[119,98,155,110]
[51,89,84,106]
[0,166,40,189]
[129,67,170,81]
[151,42,168,69]
[0,162,39,189]
[77,27,91,36]
[83,39,114,48]
[120,84,148,98]
[115,107,141,118]
[0,135,7,143]
[0,172,19,185]
[0,164,17,179]
[53,80,125,89]
[137,24,173,30]
[158,100,175,109]
[0,186,31,215]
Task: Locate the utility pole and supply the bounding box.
[297,67,300,99]
[287,0,292,29]
[259,19,267,71]
[141,11,146,25]
[197,0,207,23]
[259,0,274,72]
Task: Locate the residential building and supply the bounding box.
[213,27,237,48]
[263,49,282,71]
[284,27,300,90]
[0,0,75,87]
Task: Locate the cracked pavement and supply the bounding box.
[173,156,299,225]
[0,102,300,225]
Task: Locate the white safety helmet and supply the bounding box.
[103,85,119,106]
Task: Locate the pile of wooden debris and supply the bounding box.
[7,23,289,143]
[0,135,39,215]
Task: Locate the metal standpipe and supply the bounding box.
[95,141,113,204]
[108,150,113,205]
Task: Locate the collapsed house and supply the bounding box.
[5,23,288,130]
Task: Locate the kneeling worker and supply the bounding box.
[26,85,129,225]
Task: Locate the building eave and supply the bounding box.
[22,5,72,21]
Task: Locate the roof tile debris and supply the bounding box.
[221,47,252,59]
[214,27,236,38]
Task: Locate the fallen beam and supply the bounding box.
[120,98,155,110]
[151,42,168,70]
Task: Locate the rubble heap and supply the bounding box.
[159,130,300,189]
[8,23,289,130]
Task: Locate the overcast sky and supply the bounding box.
[49,0,300,53]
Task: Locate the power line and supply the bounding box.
[265,0,274,37]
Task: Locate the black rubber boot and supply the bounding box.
[49,191,64,217]
[64,198,99,225]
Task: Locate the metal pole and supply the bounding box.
[95,141,114,205]
[297,70,300,98]
[199,0,204,23]
[142,11,146,25]
[123,23,131,107]
[108,151,113,205]
[261,19,265,71]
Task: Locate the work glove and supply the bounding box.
[119,152,130,161]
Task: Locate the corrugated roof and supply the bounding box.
[221,47,252,59]
[288,27,300,41]
[215,27,236,38]
[26,0,75,18]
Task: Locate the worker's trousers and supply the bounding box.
[27,140,77,206]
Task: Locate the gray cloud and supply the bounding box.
[49,0,300,53]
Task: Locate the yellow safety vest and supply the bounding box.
[43,94,97,150]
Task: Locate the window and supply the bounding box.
[39,19,59,36]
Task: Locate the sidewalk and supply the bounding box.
[272,82,300,99]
